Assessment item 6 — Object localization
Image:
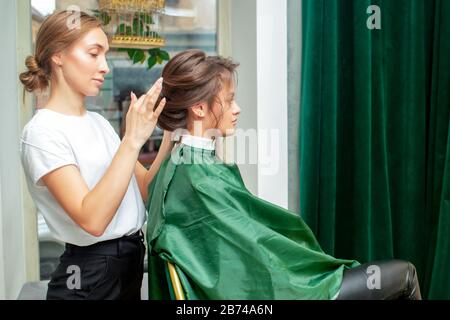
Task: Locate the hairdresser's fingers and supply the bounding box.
[135,79,161,114]
[130,92,137,104]
[152,97,166,119]
[132,93,147,112]
[143,77,163,104]
[131,78,162,112]
[147,90,163,114]
[128,91,139,110]
[144,82,163,113]
[143,89,159,113]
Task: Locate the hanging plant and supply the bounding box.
[92,9,170,70]
[118,47,170,69]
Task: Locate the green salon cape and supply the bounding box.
[146,144,360,300]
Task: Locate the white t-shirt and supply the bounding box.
[20,108,146,246]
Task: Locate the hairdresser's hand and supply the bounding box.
[123,77,166,151]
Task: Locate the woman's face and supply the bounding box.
[207,82,241,137]
[58,27,110,96]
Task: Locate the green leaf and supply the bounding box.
[148,48,159,57]
[133,50,145,64]
[117,23,126,34]
[156,56,163,64]
[147,55,157,69]
[117,24,133,36]
[137,12,153,25]
[158,50,170,61]
[132,17,144,36]
[126,49,136,60]
[144,14,153,25]
[126,26,132,36]
[140,52,147,64]
[100,12,111,26]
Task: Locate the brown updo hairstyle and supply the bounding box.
[19,10,103,92]
[157,49,239,131]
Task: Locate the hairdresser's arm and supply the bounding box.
[41,80,166,237]
[135,130,174,205]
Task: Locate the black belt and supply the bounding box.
[65,230,144,257]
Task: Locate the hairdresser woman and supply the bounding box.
[19,10,171,300]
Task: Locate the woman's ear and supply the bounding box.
[51,53,63,67]
[191,103,207,118]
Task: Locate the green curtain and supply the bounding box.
[300,0,449,299]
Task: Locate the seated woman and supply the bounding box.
[146,49,422,300]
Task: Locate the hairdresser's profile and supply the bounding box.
[19,10,170,300]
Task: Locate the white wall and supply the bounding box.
[287,0,301,213]
[256,0,288,208]
[227,0,288,208]
[0,0,39,300]
[228,0,259,195]
[0,176,5,299]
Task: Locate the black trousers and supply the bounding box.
[46,231,145,300]
[336,259,422,300]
